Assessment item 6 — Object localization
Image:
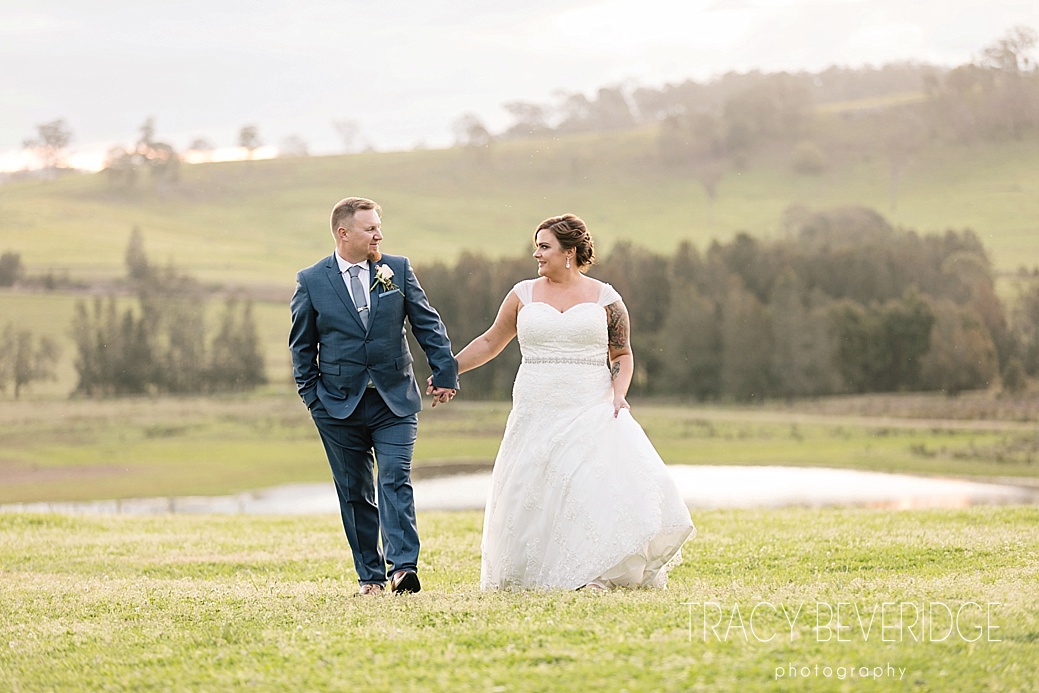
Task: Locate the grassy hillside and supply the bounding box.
[1,127,1037,294]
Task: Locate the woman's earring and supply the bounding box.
[566,257,571,269]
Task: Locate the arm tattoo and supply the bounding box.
[606,302,629,351]
[610,361,620,380]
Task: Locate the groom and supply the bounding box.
[289,196,458,595]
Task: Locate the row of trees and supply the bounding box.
[70,229,267,396]
[413,206,1038,401]
[20,115,367,181]
[465,26,1037,147]
[18,117,273,181]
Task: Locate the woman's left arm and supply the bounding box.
[606,300,634,417]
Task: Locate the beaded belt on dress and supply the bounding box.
[522,356,607,366]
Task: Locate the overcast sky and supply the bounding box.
[2,0,1037,167]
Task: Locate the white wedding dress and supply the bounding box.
[480,279,695,590]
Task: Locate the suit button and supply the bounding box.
[365,338,372,343]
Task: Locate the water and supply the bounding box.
[2,466,1036,516]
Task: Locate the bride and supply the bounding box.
[446,214,695,591]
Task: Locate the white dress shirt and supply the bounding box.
[335,252,376,388]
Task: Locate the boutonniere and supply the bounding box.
[371,263,397,292]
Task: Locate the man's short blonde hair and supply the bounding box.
[330,197,381,234]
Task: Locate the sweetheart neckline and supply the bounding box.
[522,301,604,315]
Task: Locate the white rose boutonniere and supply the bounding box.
[372,264,397,292]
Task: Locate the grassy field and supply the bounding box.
[1,128,1037,293]
[2,393,1038,505]
[1,507,1036,691]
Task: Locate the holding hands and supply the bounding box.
[425,376,456,407]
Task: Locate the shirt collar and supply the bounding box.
[334,252,368,275]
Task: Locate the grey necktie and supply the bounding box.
[347,265,369,328]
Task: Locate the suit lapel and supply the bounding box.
[325,255,367,331]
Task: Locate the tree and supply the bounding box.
[590,86,636,130]
[71,296,148,396]
[919,301,998,394]
[791,140,827,175]
[720,278,773,401]
[135,117,180,182]
[0,252,23,286]
[659,112,728,224]
[880,107,927,212]
[980,26,1039,138]
[103,118,180,187]
[769,271,841,398]
[714,232,776,303]
[655,285,722,399]
[186,137,216,163]
[502,101,550,138]
[1010,272,1039,376]
[830,292,934,392]
[279,135,310,157]
[143,142,180,182]
[451,113,493,148]
[125,226,150,281]
[23,118,73,171]
[332,119,361,153]
[0,323,60,399]
[931,63,993,143]
[102,146,138,187]
[238,125,262,157]
[722,74,812,153]
[929,27,1039,142]
[980,25,1038,74]
[188,137,215,153]
[137,117,157,149]
[554,91,594,132]
[207,297,267,392]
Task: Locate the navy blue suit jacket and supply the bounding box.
[289,252,458,419]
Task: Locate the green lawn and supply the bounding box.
[1,507,1036,691]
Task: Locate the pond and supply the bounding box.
[3,465,1037,515]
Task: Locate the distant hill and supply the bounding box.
[1,125,1036,293]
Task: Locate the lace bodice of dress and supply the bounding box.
[512,279,621,365]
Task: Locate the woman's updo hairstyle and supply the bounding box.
[534,214,596,271]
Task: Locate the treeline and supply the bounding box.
[70,229,267,396]
[476,26,1037,148]
[415,206,1039,401]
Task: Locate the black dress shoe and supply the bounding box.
[389,569,421,594]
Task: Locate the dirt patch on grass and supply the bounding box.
[0,464,128,486]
